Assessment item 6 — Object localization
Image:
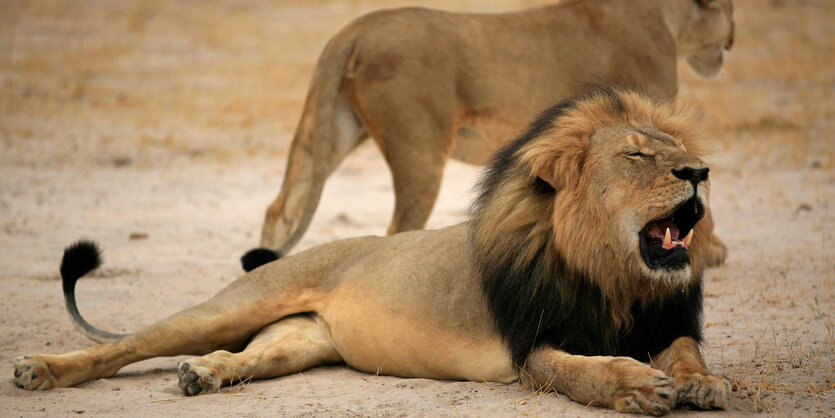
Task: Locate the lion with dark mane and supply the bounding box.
[14,88,729,415]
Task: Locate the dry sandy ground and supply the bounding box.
[1,0,833,416]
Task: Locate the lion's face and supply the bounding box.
[680,0,735,77]
[584,124,709,283]
[492,88,711,294]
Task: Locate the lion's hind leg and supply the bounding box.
[13,274,319,390]
[176,314,341,396]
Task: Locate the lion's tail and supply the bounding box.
[244,30,365,272]
[61,240,128,344]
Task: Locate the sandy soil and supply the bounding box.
[1,0,833,416]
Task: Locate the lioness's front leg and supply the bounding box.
[651,337,731,410]
[523,348,676,416]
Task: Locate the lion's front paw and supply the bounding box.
[13,355,55,390]
[674,371,731,410]
[177,361,220,396]
[606,358,676,416]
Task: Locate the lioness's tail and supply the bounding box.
[61,240,127,343]
[245,30,366,272]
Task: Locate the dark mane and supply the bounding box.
[468,90,703,368]
[474,98,577,198]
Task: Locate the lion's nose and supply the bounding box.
[671,166,709,184]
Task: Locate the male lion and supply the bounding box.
[14,88,730,415]
[247,0,734,271]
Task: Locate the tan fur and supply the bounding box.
[15,90,728,415]
[257,0,735,262]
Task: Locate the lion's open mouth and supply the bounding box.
[639,195,704,270]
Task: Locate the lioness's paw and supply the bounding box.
[177,361,219,396]
[675,372,731,410]
[13,355,55,390]
[607,358,675,416]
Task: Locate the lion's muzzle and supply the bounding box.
[639,195,705,271]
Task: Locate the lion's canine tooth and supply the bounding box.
[663,228,672,248]
[683,230,693,248]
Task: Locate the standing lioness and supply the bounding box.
[248,0,734,270]
[15,88,729,415]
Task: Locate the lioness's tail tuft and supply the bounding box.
[60,240,127,343]
[61,240,102,293]
[241,248,281,272]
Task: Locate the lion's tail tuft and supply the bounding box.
[60,240,128,344]
[240,247,282,272]
[60,240,102,294]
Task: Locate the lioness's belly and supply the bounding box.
[319,283,517,383]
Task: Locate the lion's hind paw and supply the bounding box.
[13,355,54,391]
[177,361,219,396]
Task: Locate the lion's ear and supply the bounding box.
[527,137,587,191]
[536,163,559,190]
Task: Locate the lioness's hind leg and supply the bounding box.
[386,149,449,234]
[376,123,453,235]
[258,93,367,260]
[177,314,340,396]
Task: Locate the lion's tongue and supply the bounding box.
[648,219,680,240]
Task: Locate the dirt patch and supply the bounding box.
[1,0,832,416]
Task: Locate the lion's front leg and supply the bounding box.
[651,336,731,410]
[522,347,676,416]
